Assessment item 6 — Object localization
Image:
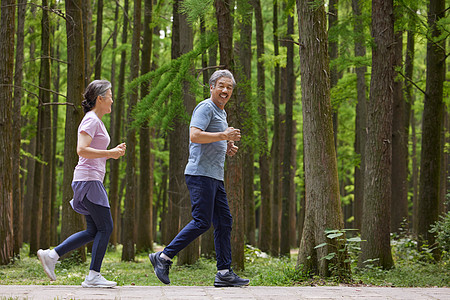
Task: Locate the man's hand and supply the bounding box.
[226,141,238,157]
[224,127,241,142]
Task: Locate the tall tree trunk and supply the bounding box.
[13,0,27,256]
[177,0,198,265]
[61,0,86,263]
[82,0,92,85]
[110,0,128,246]
[252,0,271,250]
[352,0,367,232]
[268,0,279,255]
[0,0,15,266]
[215,0,245,270]
[359,0,394,269]
[391,29,408,233]
[166,0,181,245]
[122,0,141,261]
[280,10,295,257]
[94,0,103,79]
[51,20,61,246]
[236,0,254,247]
[417,0,445,260]
[38,0,53,250]
[136,0,154,253]
[329,0,339,150]
[296,0,349,278]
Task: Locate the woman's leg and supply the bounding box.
[83,199,113,272]
[54,210,97,257]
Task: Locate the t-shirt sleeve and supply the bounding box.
[190,103,212,131]
[78,116,98,139]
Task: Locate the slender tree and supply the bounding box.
[280,7,295,257]
[0,0,16,266]
[82,0,92,85]
[136,0,154,253]
[352,0,367,231]
[38,0,54,250]
[13,0,27,256]
[94,0,104,79]
[61,0,86,263]
[109,0,128,246]
[417,0,446,259]
[359,0,394,269]
[296,0,349,277]
[122,0,142,261]
[177,0,198,265]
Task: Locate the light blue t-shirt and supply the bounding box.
[184,98,228,181]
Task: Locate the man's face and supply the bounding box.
[210,77,234,109]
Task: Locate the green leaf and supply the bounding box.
[314,243,328,249]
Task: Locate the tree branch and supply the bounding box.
[195,65,226,87]
[23,81,68,99]
[398,71,427,96]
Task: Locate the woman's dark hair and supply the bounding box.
[81,80,112,113]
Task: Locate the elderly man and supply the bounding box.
[149,70,249,287]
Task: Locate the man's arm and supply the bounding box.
[190,126,241,144]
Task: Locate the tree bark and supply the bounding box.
[122,0,141,261]
[136,0,154,253]
[359,0,394,269]
[38,0,54,250]
[0,0,16,266]
[352,0,367,232]
[13,0,27,256]
[391,29,409,233]
[109,0,128,246]
[94,0,103,79]
[417,0,445,260]
[280,9,295,258]
[296,0,349,277]
[82,0,92,85]
[61,0,86,262]
[177,0,198,265]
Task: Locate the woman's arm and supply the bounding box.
[77,132,126,159]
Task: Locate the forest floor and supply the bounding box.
[0,285,449,300]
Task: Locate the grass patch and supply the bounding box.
[0,242,448,287]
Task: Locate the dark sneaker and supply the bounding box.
[214,269,250,287]
[149,251,172,284]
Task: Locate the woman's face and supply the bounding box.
[98,89,113,114]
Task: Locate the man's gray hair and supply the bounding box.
[209,69,236,88]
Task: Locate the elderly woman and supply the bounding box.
[37,80,126,288]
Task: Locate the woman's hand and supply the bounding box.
[109,143,126,159]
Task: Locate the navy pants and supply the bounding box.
[55,196,113,272]
[163,175,233,270]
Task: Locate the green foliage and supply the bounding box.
[128,33,217,130]
[179,0,214,24]
[430,211,450,254]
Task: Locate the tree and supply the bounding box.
[61,0,86,263]
[94,0,104,79]
[352,0,367,232]
[122,0,142,261]
[417,0,446,259]
[13,0,27,256]
[136,0,154,253]
[109,0,128,246]
[280,6,295,257]
[359,0,394,269]
[0,0,16,266]
[38,0,54,250]
[177,0,198,265]
[296,0,349,277]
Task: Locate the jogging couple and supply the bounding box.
[38,70,249,288]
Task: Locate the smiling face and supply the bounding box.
[97,89,113,115]
[210,77,234,110]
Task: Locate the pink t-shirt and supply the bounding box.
[73,111,110,182]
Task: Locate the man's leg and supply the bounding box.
[212,180,232,271]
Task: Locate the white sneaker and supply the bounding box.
[37,249,57,281]
[81,274,117,288]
